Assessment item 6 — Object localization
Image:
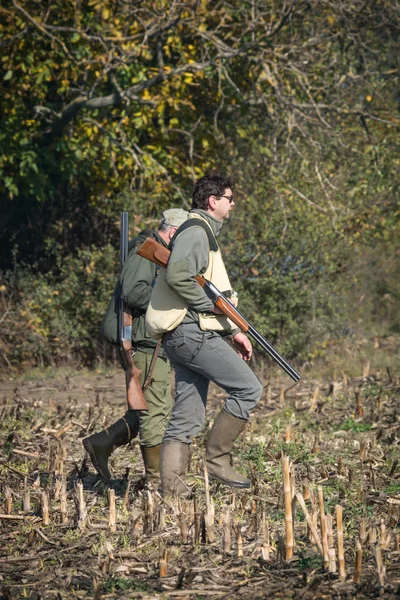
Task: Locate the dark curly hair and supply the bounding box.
[192,173,233,210]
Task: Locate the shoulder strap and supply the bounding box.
[128,228,155,253]
[170,218,218,252]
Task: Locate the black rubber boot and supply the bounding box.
[206,410,250,488]
[83,413,139,480]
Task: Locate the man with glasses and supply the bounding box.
[146,174,263,496]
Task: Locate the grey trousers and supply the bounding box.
[163,322,263,444]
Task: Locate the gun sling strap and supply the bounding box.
[142,339,162,392]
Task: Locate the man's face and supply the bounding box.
[210,187,235,220]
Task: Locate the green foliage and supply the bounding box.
[0,244,116,367]
[102,576,152,593]
[339,420,372,433]
[1,0,399,367]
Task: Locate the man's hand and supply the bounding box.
[231,332,252,361]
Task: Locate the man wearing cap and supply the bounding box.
[83,208,188,483]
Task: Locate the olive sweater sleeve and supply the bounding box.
[120,250,155,311]
[165,226,215,313]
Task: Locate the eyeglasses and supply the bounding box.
[218,195,234,204]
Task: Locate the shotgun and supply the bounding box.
[137,237,301,383]
[119,212,149,410]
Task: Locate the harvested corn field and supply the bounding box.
[0,352,399,599]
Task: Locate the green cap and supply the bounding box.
[162,208,189,227]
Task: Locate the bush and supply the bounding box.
[0,244,117,369]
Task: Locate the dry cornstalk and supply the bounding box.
[60,476,68,524]
[336,505,346,580]
[309,385,320,412]
[302,482,310,501]
[23,489,30,513]
[0,514,32,520]
[353,539,362,584]
[285,425,291,443]
[159,506,166,530]
[204,460,211,514]
[267,384,272,403]
[395,534,399,552]
[337,457,345,476]
[144,490,155,535]
[359,441,366,461]
[379,519,386,547]
[377,391,383,416]
[41,491,50,526]
[122,479,131,510]
[318,487,329,569]
[236,525,243,558]
[370,465,377,489]
[180,505,188,544]
[54,476,62,501]
[389,459,398,478]
[279,386,285,406]
[108,488,116,532]
[4,487,12,515]
[326,512,334,545]
[76,481,87,529]
[159,548,168,578]
[55,421,72,439]
[295,492,323,556]
[312,431,320,454]
[222,507,231,554]
[355,388,363,418]
[363,361,370,378]
[12,449,39,459]
[375,542,385,590]
[369,523,377,545]
[290,462,296,499]
[262,510,270,561]
[203,463,215,542]
[193,496,200,545]
[359,518,368,545]
[204,510,215,543]
[320,463,329,479]
[283,457,294,560]
[328,547,337,573]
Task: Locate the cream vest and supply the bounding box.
[145,214,237,339]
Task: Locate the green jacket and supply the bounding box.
[101,229,168,355]
[165,209,239,335]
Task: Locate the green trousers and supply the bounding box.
[121,350,173,447]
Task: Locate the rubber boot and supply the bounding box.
[206,410,251,488]
[160,441,190,497]
[83,413,139,480]
[140,444,162,483]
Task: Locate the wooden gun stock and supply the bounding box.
[120,338,149,411]
[137,237,301,383]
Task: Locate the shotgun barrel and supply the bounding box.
[137,237,301,383]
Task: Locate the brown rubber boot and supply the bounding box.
[160,441,191,497]
[140,444,162,483]
[83,414,139,480]
[206,410,250,488]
